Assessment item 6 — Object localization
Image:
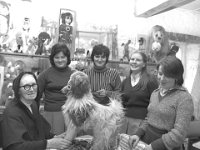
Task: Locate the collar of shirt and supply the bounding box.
[159,85,181,96]
[131,72,141,87]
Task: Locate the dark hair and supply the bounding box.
[49,43,71,67]
[61,12,73,25]
[130,51,148,73]
[157,56,184,86]
[91,44,110,63]
[12,72,40,103]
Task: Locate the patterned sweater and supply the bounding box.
[83,67,121,95]
[136,86,194,150]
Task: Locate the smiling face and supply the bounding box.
[157,65,175,90]
[129,52,145,74]
[93,54,107,69]
[53,51,68,69]
[19,74,37,105]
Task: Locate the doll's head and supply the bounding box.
[152,25,167,45]
[150,25,170,63]
[61,12,73,25]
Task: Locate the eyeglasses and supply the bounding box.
[20,83,37,91]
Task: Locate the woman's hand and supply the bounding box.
[47,137,71,149]
[129,135,140,148]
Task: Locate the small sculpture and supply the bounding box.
[150,25,170,63]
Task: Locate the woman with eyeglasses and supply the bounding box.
[83,44,122,105]
[37,43,75,135]
[1,72,77,150]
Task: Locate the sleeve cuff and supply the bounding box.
[151,138,166,150]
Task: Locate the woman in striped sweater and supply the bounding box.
[84,44,122,105]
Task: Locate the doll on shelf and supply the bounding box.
[58,12,73,45]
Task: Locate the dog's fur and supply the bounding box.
[62,71,124,150]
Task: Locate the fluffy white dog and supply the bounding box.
[62,71,124,150]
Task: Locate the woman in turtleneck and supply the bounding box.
[37,43,75,135]
[120,51,158,135]
[84,44,122,105]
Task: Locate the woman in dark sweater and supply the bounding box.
[120,51,158,135]
[2,72,76,150]
[37,43,75,135]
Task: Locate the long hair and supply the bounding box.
[49,43,71,67]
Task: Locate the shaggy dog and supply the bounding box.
[150,25,170,63]
[62,71,124,150]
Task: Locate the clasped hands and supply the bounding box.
[129,135,153,150]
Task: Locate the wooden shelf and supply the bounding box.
[0,52,156,65]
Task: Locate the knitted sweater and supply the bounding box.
[37,66,75,111]
[84,67,122,94]
[136,87,194,150]
[121,72,158,119]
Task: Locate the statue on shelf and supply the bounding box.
[150,25,170,63]
[58,12,73,46]
[35,32,51,55]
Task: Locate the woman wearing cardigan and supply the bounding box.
[120,51,158,135]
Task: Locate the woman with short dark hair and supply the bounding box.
[84,44,122,105]
[37,42,75,135]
